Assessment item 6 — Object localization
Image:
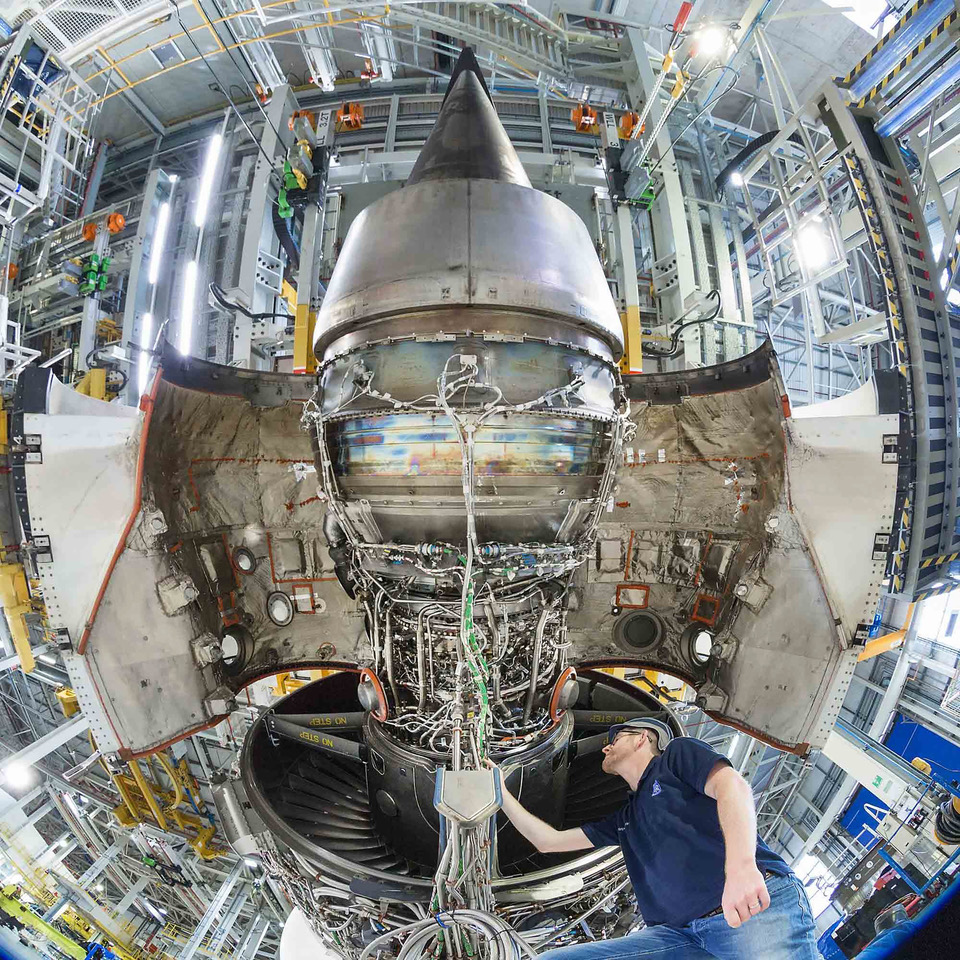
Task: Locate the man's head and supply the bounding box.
[600,718,674,784]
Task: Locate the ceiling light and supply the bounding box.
[139,312,153,397]
[4,763,34,789]
[795,221,832,272]
[179,262,197,356]
[729,170,744,187]
[696,27,727,58]
[143,900,163,922]
[148,202,170,286]
[244,856,260,868]
[194,133,223,228]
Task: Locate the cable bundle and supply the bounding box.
[358,910,537,960]
[934,796,960,845]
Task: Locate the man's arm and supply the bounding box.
[705,762,771,928]
[490,762,594,853]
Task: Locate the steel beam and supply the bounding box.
[180,860,244,960]
[208,889,249,952]
[77,840,122,885]
[115,876,149,915]
[0,715,90,777]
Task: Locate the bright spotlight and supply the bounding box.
[729,170,744,187]
[696,27,727,58]
[796,221,832,272]
[194,133,223,228]
[4,763,34,789]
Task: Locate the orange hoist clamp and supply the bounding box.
[336,102,364,131]
[618,111,645,140]
[571,103,599,134]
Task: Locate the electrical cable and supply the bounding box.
[196,0,288,147]
[643,290,722,358]
[165,0,281,180]
[209,281,291,321]
[644,67,741,180]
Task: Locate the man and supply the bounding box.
[493,718,819,959]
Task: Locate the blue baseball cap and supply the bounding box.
[608,717,674,752]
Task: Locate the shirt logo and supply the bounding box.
[651,780,662,796]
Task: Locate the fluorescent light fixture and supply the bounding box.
[139,312,153,396]
[696,26,727,57]
[194,133,223,227]
[148,202,171,285]
[4,762,34,789]
[38,653,58,665]
[796,220,832,272]
[143,900,164,922]
[64,794,81,818]
[244,856,260,868]
[179,262,197,356]
[729,170,744,187]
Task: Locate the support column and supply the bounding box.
[616,204,643,374]
[237,917,269,960]
[292,111,333,376]
[622,27,698,366]
[791,644,913,864]
[180,860,244,960]
[209,890,248,952]
[235,88,298,368]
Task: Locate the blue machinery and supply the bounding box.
[834,718,960,897]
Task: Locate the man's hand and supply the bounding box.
[721,861,770,928]
[483,758,592,853]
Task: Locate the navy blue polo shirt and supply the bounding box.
[581,737,791,927]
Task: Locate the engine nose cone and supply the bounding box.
[406,47,531,187]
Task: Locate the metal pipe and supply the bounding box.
[383,608,400,707]
[415,607,428,711]
[522,601,556,723]
[127,760,168,831]
[156,750,185,810]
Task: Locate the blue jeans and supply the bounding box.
[538,873,818,959]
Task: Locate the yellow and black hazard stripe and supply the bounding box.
[920,550,960,570]
[857,10,959,106]
[915,581,958,601]
[843,154,917,595]
[946,234,960,291]
[838,0,939,86]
